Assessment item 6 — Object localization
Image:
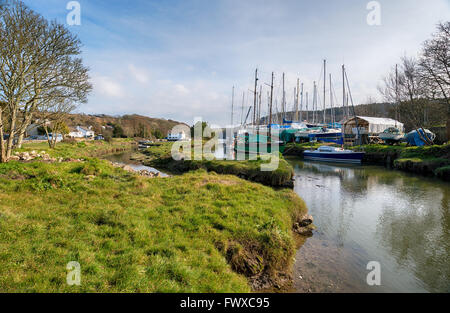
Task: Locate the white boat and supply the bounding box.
[303,146,365,164]
[295,127,322,140]
[379,127,404,144]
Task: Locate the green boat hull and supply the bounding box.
[233,143,285,154]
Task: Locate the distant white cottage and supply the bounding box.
[69,126,95,138]
[167,131,189,141]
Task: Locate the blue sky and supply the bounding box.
[24,0,450,125]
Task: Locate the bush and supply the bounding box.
[112,124,126,138]
[152,129,164,139]
[103,134,113,143]
[61,137,77,145]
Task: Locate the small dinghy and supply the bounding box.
[303,146,365,164]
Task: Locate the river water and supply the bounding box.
[288,159,449,293]
[103,151,168,177]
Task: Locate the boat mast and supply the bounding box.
[323,59,326,124]
[290,87,297,122]
[296,78,300,121]
[241,91,245,126]
[305,91,309,122]
[300,83,304,121]
[258,85,262,127]
[344,66,360,144]
[253,69,258,128]
[282,72,286,124]
[313,82,317,124]
[342,64,346,121]
[231,86,235,126]
[330,73,334,125]
[269,72,274,137]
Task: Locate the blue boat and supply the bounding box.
[303,146,365,164]
[405,129,435,147]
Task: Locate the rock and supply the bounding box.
[122,165,135,172]
[85,175,96,181]
[298,214,314,227]
[9,156,20,161]
[293,223,314,237]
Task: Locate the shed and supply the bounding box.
[343,116,404,136]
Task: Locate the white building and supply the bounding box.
[167,131,189,141]
[69,126,95,138]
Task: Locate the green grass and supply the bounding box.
[283,142,337,157]
[0,146,306,292]
[356,143,450,159]
[143,142,295,187]
[16,139,135,159]
[355,143,450,180]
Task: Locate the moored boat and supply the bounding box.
[303,146,365,164]
[234,133,285,154]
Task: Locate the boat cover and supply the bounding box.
[405,129,435,146]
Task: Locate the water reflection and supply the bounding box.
[289,158,450,293]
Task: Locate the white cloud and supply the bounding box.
[92,76,125,98]
[174,84,190,94]
[128,64,150,84]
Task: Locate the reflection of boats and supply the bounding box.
[234,133,285,154]
[379,128,405,144]
[304,146,365,164]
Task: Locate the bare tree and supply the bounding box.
[379,56,434,144]
[419,22,450,141]
[0,1,92,162]
[41,98,75,148]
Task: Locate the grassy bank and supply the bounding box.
[356,143,450,180]
[15,139,136,159]
[283,142,325,157]
[142,142,295,188]
[0,144,307,292]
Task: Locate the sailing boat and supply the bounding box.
[234,70,286,155]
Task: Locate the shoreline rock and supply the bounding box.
[110,162,165,178]
[293,214,315,237]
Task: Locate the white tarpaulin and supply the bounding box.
[346,116,404,134]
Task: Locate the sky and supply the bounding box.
[23,0,450,126]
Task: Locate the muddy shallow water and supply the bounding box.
[103,151,168,177]
[288,159,450,293]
